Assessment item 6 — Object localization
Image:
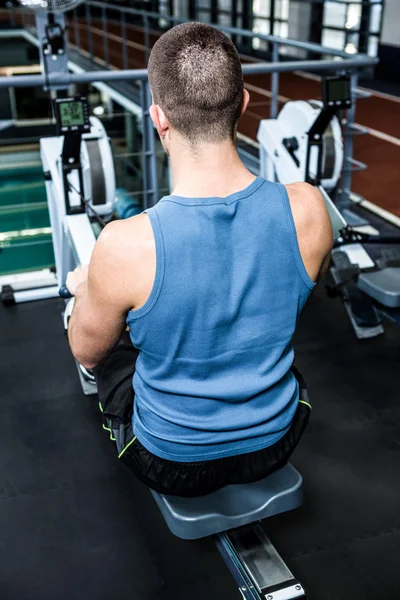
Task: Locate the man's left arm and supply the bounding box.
[66,222,133,369]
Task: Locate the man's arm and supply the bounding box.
[67,221,134,369]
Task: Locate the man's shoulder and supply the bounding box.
[96,213,154,257]
[90,213,156,309]
[285,182,332,253]
[285,182,327,216]
[100,212,151,237]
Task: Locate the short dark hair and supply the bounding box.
[148,22,244,143]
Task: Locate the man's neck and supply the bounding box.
[169,137,256,198]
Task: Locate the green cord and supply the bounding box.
[299,399,312,410]
[118,436,137,459]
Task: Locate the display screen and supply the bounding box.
[326,78,351,103]
[59,101,85,127]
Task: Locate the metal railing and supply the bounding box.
[0,4,378,209]
[65,1,377,73]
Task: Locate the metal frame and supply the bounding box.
[216,525,306,599]
[0,11,377,302]
[77,2,374,210]
[0,56,376,212]
[0,10,394,593]
[320,0,383,57]
[151,0,383,57]
[68,0,373,59]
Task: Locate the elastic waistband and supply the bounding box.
[132,417,292,463]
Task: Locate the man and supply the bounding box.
[66,22,332,497]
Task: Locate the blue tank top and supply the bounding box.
[126,177,315,462]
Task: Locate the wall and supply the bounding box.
[287,1,312,58]
[376,0,400,83]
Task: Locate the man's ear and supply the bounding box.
[149,104,169,138]
[240,89,250,117]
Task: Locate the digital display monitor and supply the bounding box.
[327,79,350,102]
[59,101,85,128]
[323,76,352,109]
[53,96,90,135]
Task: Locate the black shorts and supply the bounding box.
[93,333,311,498]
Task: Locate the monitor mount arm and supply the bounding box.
[61,133,86,216]
[305,75,352,186]
[305,105,340,186]
[52,96,91,216]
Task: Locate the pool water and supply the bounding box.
[0,151,144,277]
[0,153,55,276]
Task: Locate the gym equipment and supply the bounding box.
[18,0,84,11]
[0,0,87,304]
[100,401,306,598]
[16,0,86,95]
[41,94,115,392]
[258,75,351,193]
[41,95,115,292]
[257,75,400,339]
[329,234,400,337]
[5,8,319,589]
[49,98,308,597]
[152,465,306,599]
[257,77,348,240]
[59,284,72,298]
[1,2,118,374]
[1,96,116,307]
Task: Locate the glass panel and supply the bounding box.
[323,2,346,28]
[345,4,361,31]
[321,28,345,51]
[218,0,232,17]
[275,0,289,20]
[344,33,359,54]
[274,21,288,38]
[253,16,270,36]
[158,0,168,15]
[173,0,188,19]
[253,0,271,18]
[368,36,379,57]
[197,9,210,23]
[197,0,211,21]
[219,13,232,27]
[252,16,270,50]
[370,4,382,34]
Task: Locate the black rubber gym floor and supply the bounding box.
[1,284,399,600]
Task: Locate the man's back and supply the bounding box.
[123,177,327,462]
[65,21,332,496]
[104,179,331,314]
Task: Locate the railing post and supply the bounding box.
[270,42,279,118]
[168,0,174,21]
[9,5,16,28]
[140,80,159,209]
[121,12,129,70]
[339,71,358,210]
[144,14,150,63]
[102,5,110,67]
[73,8,81,51]
[85,3,94,61]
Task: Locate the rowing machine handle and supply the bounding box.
[59,285,73,299]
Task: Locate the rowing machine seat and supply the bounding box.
[151,464,303,540]
[358,268,400,308]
